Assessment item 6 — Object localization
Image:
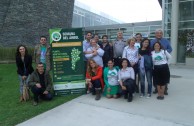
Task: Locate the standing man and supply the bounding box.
[83,32,93,71]
[34,36,51,71]
[112,31,127,68]
[29,62,52,106]
[150,29,172,95]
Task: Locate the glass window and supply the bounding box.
[179,1,194,21]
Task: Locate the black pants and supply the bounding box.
[131,63,139,92]
[123,79,135,97]
[31,86,52,102]
[91,79,101,93]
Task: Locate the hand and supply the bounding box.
[130,62,135,67]
[43,90,48,94]
[36,83,42,88]
[121,85,127,90]
[22,76,27,80]
[92,50,97,56]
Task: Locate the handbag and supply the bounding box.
[22,80,30,101]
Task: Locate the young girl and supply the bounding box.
[151,42,171,100]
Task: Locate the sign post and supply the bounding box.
[49,28,85,95]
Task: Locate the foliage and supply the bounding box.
[0,64,79,126]
[0,47,34,61]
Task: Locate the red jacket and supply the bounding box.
[86,66,104,89]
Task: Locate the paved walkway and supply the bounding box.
[17,66,194,126]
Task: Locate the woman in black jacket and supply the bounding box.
[16,44,34,102]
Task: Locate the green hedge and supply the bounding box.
[0,47,34,61]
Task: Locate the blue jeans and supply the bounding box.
[18,75,30,94]
[139,69,152,95]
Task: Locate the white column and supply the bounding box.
[170,0,179,64]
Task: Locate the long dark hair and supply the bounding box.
[121,58,131,67]
[140,38,150,50]
[15,44,28,57]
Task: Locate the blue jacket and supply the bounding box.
[150,38,172,53]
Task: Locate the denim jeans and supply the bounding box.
[18,75,30,94]
[139,69,152,95]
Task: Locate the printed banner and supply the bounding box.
[49,28,85,95]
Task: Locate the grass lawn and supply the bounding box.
[0,64,80,126]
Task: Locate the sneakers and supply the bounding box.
[33,101,38,106]
[146,94,151,98]
[139,93,144,98]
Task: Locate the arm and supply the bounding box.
[45,73,52,91]
[103,67,109,87]
[91,67,103,80]
[167,43,173,53]
[28,72,37,87]
[165,50,171,61]
[85,48,93,59]
[96,48,104,57]
[122,47,127,58]
[130,67,135,80]
[16,57,23,76]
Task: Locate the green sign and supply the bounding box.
[49,28,85,95]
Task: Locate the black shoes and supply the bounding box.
[164,90,168,95]
[157,96,164,100]
[128,96,133,102]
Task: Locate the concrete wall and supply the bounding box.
[0,0,74,47]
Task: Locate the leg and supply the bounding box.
[18,75,24,101]
[92,79,101,100]
[139,71,145,97]
[146,70,152,95]
[31,86,44,102]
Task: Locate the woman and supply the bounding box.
[103,59,119,98]
[151,42,171,100]
[85,39,104,67]
[122,38,139,93]
[119,58,135,102]
[99,35,113,67]
[139,38,153,98]
[86,59,104,100]
[16,44,34,102]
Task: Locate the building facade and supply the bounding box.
[72,1,122,28]
[163,0,194,63]
[84,21,161,42]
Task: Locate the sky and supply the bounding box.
[76,0,162,23]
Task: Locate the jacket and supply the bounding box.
[34,43,51,71]
[16,55,34,76]
[86,66,104,89]
[99,43,113,66]
[28,70,52,91]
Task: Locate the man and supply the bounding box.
[34,36,51,71]
[135,33,142,49]
[112,31,127,68]
[83,32,93,71]
[93,33,102,45]
[29,62,52,106]
[151,29,172,95]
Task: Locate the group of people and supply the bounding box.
[15,28,172,106]
[84,29,172,102]
[16,36,52,106]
